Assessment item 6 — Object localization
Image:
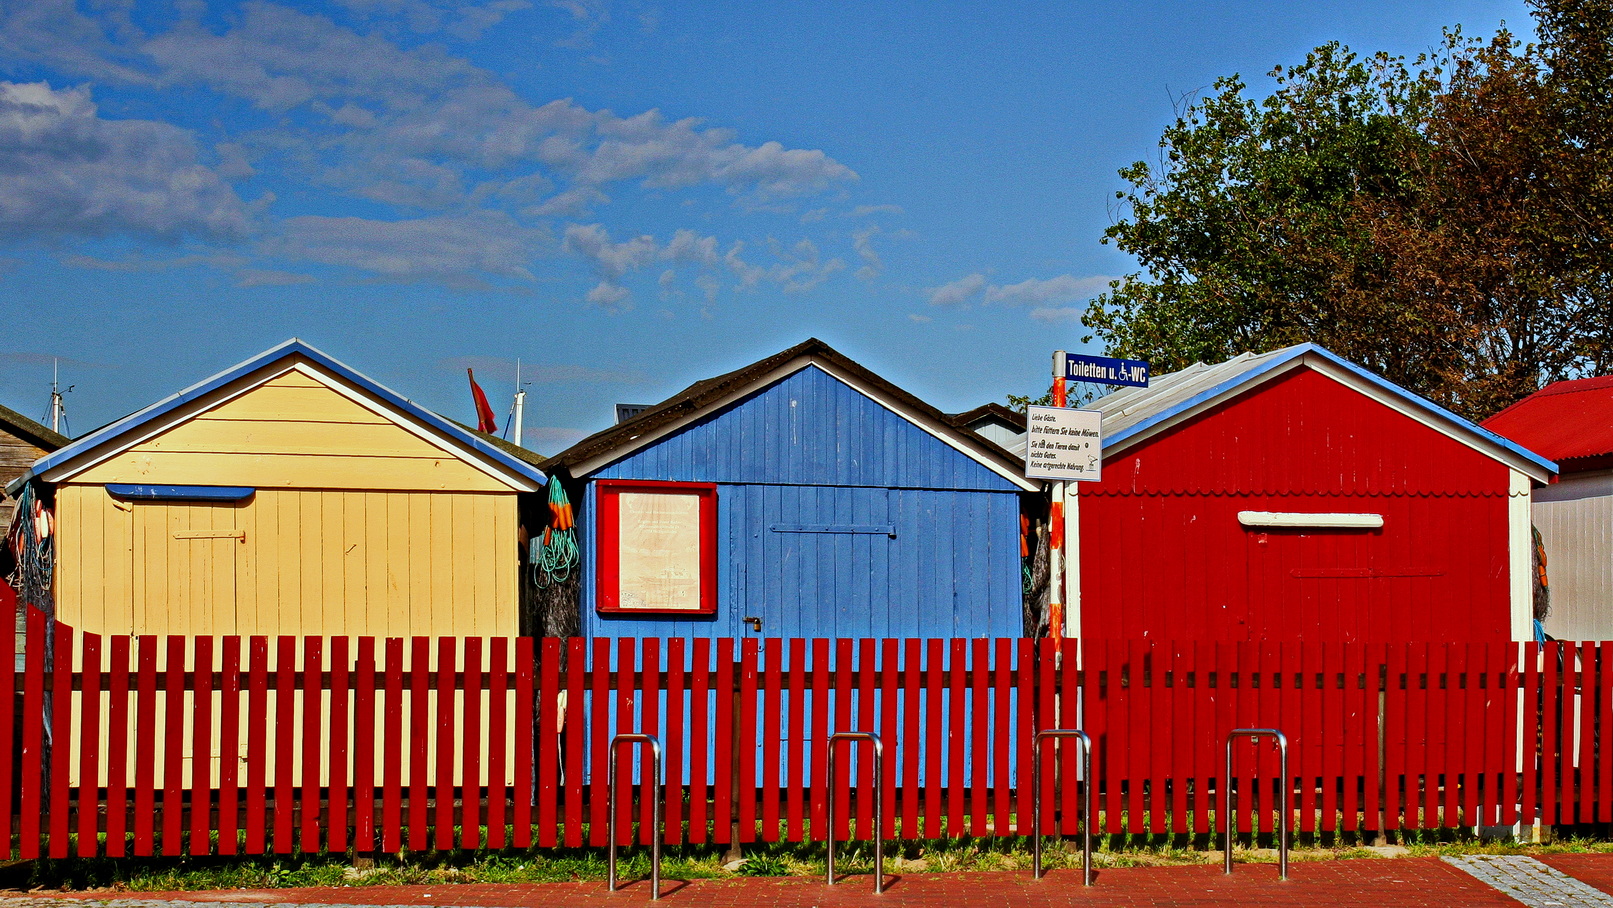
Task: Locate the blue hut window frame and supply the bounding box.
[595,479,718,616]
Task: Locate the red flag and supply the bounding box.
[467,368,499,434]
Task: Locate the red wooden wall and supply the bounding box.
[1080,368,1514,642]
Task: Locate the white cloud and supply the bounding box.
[1029,307,1083,323]
[848,204,903,218]
[928,272,1114,312]
[927,273,988,307]
[586,280,630,308]
[0,81,249,242]
[268,212,544,281]
[564,223,658,279]
[852,225,881,281]
[985,274,1112,306]
[725,238,844,293]
[908,313,932,323]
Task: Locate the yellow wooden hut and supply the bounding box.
[9,339,545,639]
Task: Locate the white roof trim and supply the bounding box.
[42,359,540,493]
[572,355,1040,491]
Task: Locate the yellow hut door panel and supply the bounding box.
[132,502,242,637]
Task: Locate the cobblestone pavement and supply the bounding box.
[0,858,1531,907]
[1444,854,1613,907]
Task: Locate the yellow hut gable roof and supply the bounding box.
[21,339,545,494]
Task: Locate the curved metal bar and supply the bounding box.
[607,732,664,900]
[1223,728,1290,881]
[825,731,884,895]
[1031,729,1093,886]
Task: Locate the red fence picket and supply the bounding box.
[15,631,1611,858]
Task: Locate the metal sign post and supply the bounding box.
[1223,728,1290,880]
[825,731,884,894]
[1031,729,1093,886]
[607,732,664,900]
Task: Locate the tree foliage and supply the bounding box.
[1086,0,1613,418]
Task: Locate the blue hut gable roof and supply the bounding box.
[546,338,1037,492]
[11,338,546,494]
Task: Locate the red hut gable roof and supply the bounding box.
[1483,375,1613,473]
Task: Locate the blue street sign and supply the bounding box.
[1063,353,1149,387]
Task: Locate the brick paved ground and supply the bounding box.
[1,858,1530,907]
[1444,855,1613,907]
[1539,854,1613,897]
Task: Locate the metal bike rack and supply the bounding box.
[825,731,885,895]
[1031,729,1093,886]
[607,732,663,900]
[1223,728,1289,881]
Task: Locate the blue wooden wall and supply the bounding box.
[578,365,1026,640]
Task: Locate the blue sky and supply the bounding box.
[0,0,1531,453]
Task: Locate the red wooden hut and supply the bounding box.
[1060,344,1556,643]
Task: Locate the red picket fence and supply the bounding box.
[7,612,1612,859]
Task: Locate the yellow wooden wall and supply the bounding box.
[55,485,518,638]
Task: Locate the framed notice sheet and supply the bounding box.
[595,479,718,615]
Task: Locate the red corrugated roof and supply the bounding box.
[1483,374,1613,466]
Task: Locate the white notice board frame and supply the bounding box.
[1025,406,1102,482]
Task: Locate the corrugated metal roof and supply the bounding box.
[1006,343,1555,480]
[1483,374,1613,467]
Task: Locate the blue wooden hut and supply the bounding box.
[540,339,1040,640]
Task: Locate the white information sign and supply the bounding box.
[1025,406,1103,482]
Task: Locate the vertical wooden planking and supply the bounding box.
[162,636,187,856]
[991,638,1012,837]
[353,638,376,855]
[902,639,922,839]
[1321,643,1343,833]
[244,637,269,854]
[537,639,560,847]
[1193,642,1213,836]
[1602,642,1613,825]
[879,639,900,840]
[1521,642,1540,829]
[832,639,854,841]
[943,639,966,838]
[1081,641,1104,837]
[330,637,351,854]
[217,637,242,856]
[1034,639,1055,836]
[785,639,806,843]
[687,638,710,844]
[1340,643,1361,832]
[0,600,13,860]
[738,639,759,843]
[486,637,508,850]
[854,640,877,837]
[18,608,44,860]
[612,639,635,847]
[78,632,104,858]
[1108,640,1128,835]
[1015,639,1036,836]
[1170,645,1190,834]
[1502,643,1522,827]
[808,638,829,842]
[48,622,74,859]
[640,639,661,847]
[1385,644,1406,833]
[1146,643,1168,835]
[408,636,431,853]
[921,639,943,840]
[1233,642,1252,835]
[1303,643,1323,834]
[663,638,686,846]
[562,638,587,846]
[968,639,989,838]
[713,638,736,845]
[1579,642,1596,825]
[131,635,158,857]
[460,638,483,850]
[1212,643,1234,837]
[761,639,782,841]
[1410,643,1432,829]
[381,638,405,854]
[1126,640,1145,834]
[1542,641,1560,826]
[513,637,535,849]
[1478,642,1501,827]
[434,637,458,851]
[300,637,324,854]
[588,637,612,847]
[1456,645,1476,826]
[189,636,214,856]
[273,636,296,855]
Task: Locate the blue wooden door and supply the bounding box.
[748,486,893,638]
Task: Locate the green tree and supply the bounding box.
[1086,1,1613,418]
